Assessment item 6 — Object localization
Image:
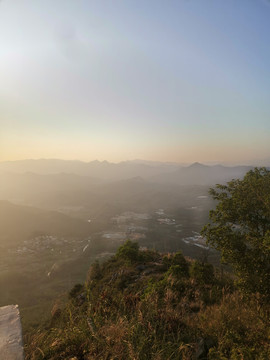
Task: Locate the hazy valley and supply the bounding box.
[0,159,256,330]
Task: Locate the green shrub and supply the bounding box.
[190,260,214,284]
[116,240,140,263]
[87,260,102,282]
[171,251,189,277]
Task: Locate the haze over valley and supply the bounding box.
[0,157,263,328]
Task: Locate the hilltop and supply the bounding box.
[25,241,270,360]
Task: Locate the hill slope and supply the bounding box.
[25,241,270,360]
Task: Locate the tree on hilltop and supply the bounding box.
[202,167,270,299]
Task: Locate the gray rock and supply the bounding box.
[195,337,215,359]
[136,264,146,271]
[142,268,156,275]
[0,305,24,360]
[195,337,205,359]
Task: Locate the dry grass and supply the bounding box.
[25,247,270,360]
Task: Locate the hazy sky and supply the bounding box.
[0,0,269,164]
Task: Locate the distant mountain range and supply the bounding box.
[0,159,258,185]
[150,162,254,185]
[0,159,177,180]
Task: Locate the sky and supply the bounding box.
[0,0,269,164]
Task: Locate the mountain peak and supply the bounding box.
[188,162,208,168]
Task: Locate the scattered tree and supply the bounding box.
[202,167,270,299]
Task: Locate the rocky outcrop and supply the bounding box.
[0,305,24,360]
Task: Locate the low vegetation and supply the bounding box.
[25,240,270,360]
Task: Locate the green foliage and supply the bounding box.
[169,264,186,278]
[143,275,168,299]
[162,254,172,269]
[190,260,214,285]
[116,240,141,263]
[171,251,189,277]
[202,167,270,299]
[162,251,190,279]
[87,260,102,282]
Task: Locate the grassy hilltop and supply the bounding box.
[25,240,270,360]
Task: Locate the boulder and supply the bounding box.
[0,305,24,360]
